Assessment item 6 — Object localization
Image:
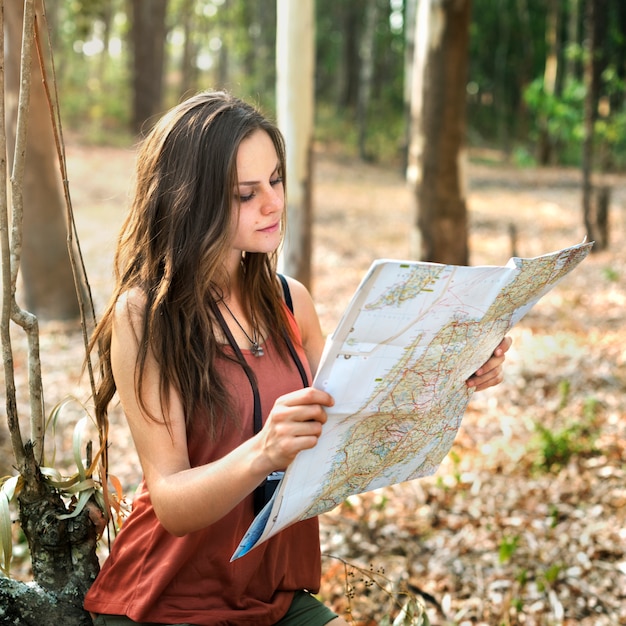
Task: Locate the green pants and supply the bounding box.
[92,590,338,626]
[93,618,191,626]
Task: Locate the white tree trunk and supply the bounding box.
[276,0,315,288]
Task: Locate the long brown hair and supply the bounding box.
[91,91,293,440]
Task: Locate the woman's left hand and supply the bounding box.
[466,336,513,391]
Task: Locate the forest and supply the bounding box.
[0,1,625,625]
[49,0,626,167]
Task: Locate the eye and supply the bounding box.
[270,176,283,187]
[238,191,255,203]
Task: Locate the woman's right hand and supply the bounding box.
[256,387,335,473]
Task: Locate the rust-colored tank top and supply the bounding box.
[84,313,320,625]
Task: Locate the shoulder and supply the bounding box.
[278,275,315,319]
[113,287,148,337]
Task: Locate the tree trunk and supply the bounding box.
[255,0,277,97]
[494,0,511,154]
[407,0,471,265]
[402,0,418,172]
[513,0,533,143]
[566,0,582,82]
[537,0,559,165]
[581,0,608,250]
[0,445,100,625]
[179,0,199,96]
[213,0,231,88]
[13,442,99,596]
[0,577,94,626]
[356,0,379,161]
[129,0,168,134]
[5,0,80,320]
[276,0,315,288]
[337,1,361,110]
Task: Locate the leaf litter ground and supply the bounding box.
[1,144,624,625]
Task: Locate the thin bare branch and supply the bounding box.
[33,11,100,399]
[0,0,27,471]
[33,5,108,496]
[8,0,46,464]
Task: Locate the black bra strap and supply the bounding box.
[278,274,293,313]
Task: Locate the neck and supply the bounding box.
[212,261,242,305]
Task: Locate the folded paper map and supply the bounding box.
[232,241,593,560]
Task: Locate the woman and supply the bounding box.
[84,91,511,625]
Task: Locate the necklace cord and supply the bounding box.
[221,300,263,356]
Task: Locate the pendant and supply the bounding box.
[251,343,264,357]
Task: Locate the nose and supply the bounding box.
[261,184,284,215]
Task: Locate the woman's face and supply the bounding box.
[230,129,284,258]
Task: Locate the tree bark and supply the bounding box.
[337,1,361,109]
[0,577,94,626]
[407,0,471,265]
[179,0,199,96]
[129,0,168,134]
[356,0,379,161]
[537,0,560,165]
[0,443,100,625]
[402,0,418,172]
[581,0,608,250]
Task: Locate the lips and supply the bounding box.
[259,221,280,233]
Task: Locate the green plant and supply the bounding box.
[548,504,559,529]
[557,379,571,411]
[0,397,124,575]
[523,77,586,165]
[532,408,599,473]
[583,396,600,422]
[530,385,600,473]
[533,422,581,471]
[448,449,463,484]
[537,563,563,592]
[511,146,537,168]
[498,533,521,564]
[602,266,620,282]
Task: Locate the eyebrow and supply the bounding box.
[237,163,281,187]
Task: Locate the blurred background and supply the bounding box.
[50,0,626,169]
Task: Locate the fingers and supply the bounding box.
[262,388,334,467]
[467,335,512,391]
[278,386,335,411]
[492,335,513,358]
[467,366,504,391]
